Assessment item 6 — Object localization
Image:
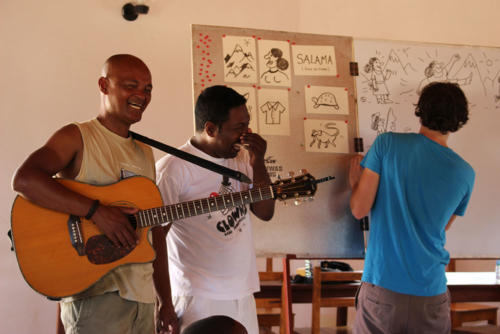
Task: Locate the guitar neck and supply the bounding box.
[134,184,274,228]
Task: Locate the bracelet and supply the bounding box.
[85,200,100,220]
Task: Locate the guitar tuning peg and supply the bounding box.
[277,175,281,180]
[282,201,288,206]
[294,199,303,206]
[288,171,295,177]
[308,196,314,202]
[299,169,308,175]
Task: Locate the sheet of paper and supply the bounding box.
[304,119,349,153]
[258,39,292,87]
[222,35,257,83]
[257,88,290,136]
[292,45,337,76]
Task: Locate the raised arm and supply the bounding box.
[349,154,380,219]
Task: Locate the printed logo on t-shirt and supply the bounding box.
[213,182,248,238]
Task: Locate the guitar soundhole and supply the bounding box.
[85,235,135,265]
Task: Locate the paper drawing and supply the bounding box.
[258,40,292,87]
[257,88,290,136]
[305,85,349,115]
[230,85,259,133]
[304,119,348,154]
[355,39,500,149]
[223,35,257,83]
[292,45,337,76]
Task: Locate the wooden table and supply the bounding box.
[255,272,500,334]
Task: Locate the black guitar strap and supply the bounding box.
[130,131,252,184]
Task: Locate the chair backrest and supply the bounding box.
[311,266,362,334]
[256,258,287,334]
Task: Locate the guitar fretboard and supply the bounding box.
[135,185,274,228]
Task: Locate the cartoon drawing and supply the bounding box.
[371,108,397,135]
[260,48,289,84]
[224,43,256,79]
[365,57,393,104]
[311,92,339,110]
[260,101,286,124]
[309,128,340,149]
[417,54,472,94]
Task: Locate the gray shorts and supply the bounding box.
[354,282,451,334]
[60,292,154,334]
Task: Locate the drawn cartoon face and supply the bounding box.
[374,59,382,71]
[264,51,278,69]
[432,61,445,75]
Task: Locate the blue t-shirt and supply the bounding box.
[361,132,475,296]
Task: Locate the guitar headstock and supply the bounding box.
[271,169,317,202]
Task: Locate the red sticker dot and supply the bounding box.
[206,45,210,48]
[206,65,210,68]
[201,84,205,87]
[288,88,291,91]
[307,85,311,88]
[208,79,212,82]
[257,37,261,40]
[196,45,200,48]
[200,64,203,67]
[206,75,209,78]
[198,73,202,76]
[212,74,216,77]
[202,57,206,60]
[201,79,205,82]
[204,35,209,39]
[205,70,208,73]
[202,50,205,54]
[203,41,206,44]
[304,117,307,120]
[292,42,296,45]
[208,39,212,42]
[199,39,203,42]
[345,120,348,124]
[252,84,256,88]
[222,34,226,37]
[344,88,348,91]
[252,35,256,38]
[199,33,203,36]
[257,86,261,89]
[337,74,340,78]
[207,53,210,56]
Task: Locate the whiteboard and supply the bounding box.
[192,25,365,258]
[354,38,500,257]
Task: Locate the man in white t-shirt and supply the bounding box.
[156,85,275,334]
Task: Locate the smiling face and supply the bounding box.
[210,104,250,158]
[100,56,152,125]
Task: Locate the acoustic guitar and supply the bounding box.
[10,172,332,299]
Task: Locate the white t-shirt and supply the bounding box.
[155,140,259,300]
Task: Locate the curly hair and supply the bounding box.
[415,82,469,134]
[194,85,247,132]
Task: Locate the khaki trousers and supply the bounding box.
[354,283,451,334]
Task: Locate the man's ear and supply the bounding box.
[98,77,109,94]
[205,121,218,137]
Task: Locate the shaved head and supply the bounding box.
[101,54,150,78]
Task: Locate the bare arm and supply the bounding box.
[445,215,458,231]
[12,124,137,248]
[349,155,380,219]
[241,132,275,221]
[152,225,179,334]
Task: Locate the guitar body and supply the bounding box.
[10,176,163,299]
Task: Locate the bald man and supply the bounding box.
[12,54,174,334]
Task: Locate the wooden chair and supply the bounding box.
[311,266,362,334]
[256,258,287,334]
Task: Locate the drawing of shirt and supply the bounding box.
[260,101,286,124]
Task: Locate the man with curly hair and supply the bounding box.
[349,82,475,334]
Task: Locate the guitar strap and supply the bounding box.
[129,131,252,184]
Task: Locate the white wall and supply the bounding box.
[1,1,500,332]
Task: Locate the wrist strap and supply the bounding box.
[85,200,100,220]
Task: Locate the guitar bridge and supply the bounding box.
[67,215,85,256]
